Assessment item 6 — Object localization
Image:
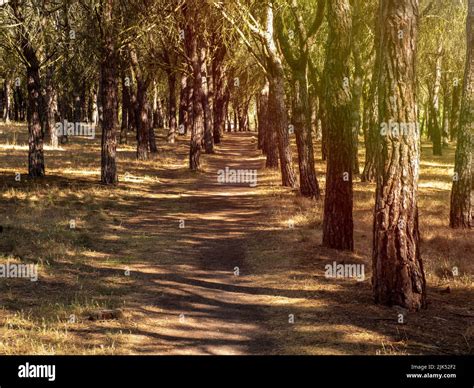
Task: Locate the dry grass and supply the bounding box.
[0,124,472,355]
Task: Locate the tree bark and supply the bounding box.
[134,79,150,160]
[201,47,214,153]
[372,0,426,311]
[450,79,462,140]
[3,76,11,123]
[292,71,320,199]
[99,0,119,184]
[265,3,297,188]
[178,73,190,135]
[450,0,473,229]
[212,40,227,144]
[257,83,269,153]
[186,4,205,170]
[322,0,354,250]
[429,44,443,156]
[26,62,45,178]
[148,101,158,154]
[129,45,150,160]
[167,71,177,143]
[120,73,129,145]
[44,66,58,148]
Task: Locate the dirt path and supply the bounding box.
[2,127,471,355]
[116,133,280,355]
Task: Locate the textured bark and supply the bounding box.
[351,51,363,177]
[372,0,426,311]
[91,87,99,126]
[361,3,381,183]
[257,83,269,153]
[264,88,279,168]
[361,69,379,183]
[167,72,177,143]
[129,45,150,160]
[120,73,129,145]
[429,44,443,156]
[13,84,22,122]
[292,72,320,199]
[265,3,297,188]
[178,73,190,135]
[148,102,158,154]
[441,73,451,146]
[212,40,227,144]
[201,47,214,154]
[322,0,354,251]
[44,66,58,149]
[10,0,47,178]
[450,0,473,229]
[185,4,204,170]
[26,62,45,178]
[450,80,462,140]
[3,77,11,123]
[238,98,251,132]
[99,0,119,184]
[134,79,150,160]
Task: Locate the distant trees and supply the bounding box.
[0,0,470,263]
[275,0,325,199]
[450,0,473,229]
[2,0,51,178]
[185,0,205,170]
[214,0,297,186]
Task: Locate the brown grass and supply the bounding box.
[0,123,472,355]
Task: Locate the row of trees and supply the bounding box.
[0,0,472,311]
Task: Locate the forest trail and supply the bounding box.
[120,133,280,355]
[1,130,471,356]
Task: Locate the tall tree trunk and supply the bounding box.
[212,41,227,144]
[429,44,443,156]
[120,73,129,144]
[265,3,297,188]
[450,79,462,141]
[14,84,21,122]
[293,71,320,199]
[179,73,190,135]
[148,102,158,154]
[129,45,150,160]
[100,0,119,184]
[322,0,354,251]
[441,73,451,146]
[372,0,426,311]
[450,0,473,229]
[134,80,150,160]
[351,52,363,177]
[186,5,205,170]
[11,0,47,178]
[201,47,214,153]
[361,5,381,183]
[26,63,45,178]
[44,66,58,148]
[167,72,177,143]
[3,76,11,123]
[257,82,269,153]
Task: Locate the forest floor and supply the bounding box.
[0,123,472,355]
